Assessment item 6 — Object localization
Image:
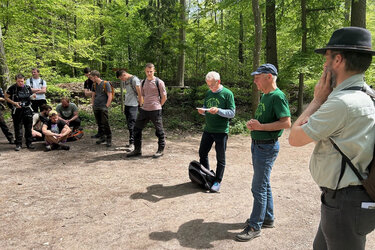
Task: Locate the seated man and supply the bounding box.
[32,104,52,140]
[42,110,71,151]
[56,97,81,130]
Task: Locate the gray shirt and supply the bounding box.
[93,81,112,109]
[302,74,375,189]
[122,76,140,107]
[56,103,78,119]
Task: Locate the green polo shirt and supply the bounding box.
[302,74,375,189]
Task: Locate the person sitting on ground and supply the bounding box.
[32,104,52,140]
[56,97,81,130]
[42,110,71,151]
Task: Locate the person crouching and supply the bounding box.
[42,110,71,151]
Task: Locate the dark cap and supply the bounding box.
[315,27,375,55]
[251,63,278,76]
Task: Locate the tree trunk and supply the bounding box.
[177,0,186,87]
[238,12,244,77]
[297,0,307,116]
[344,0,351,25]
[0,26,10,90]
[251,0,262,115]
[351,0,366,28]
[266,0,278,69]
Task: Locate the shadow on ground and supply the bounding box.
[149,219,244,249]
[130,182,205,203]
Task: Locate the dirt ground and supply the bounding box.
[1,128,374,250]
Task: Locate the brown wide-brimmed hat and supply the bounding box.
[315,27,375,55]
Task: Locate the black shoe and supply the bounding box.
[60,144,70,150]
[96,137,106,144]
[27,144,35,149]
[152,150,164,158]
[106,141,112,147]
[8,138,14,144]
[91,134,101,139]
[235,226,261,242]
[262,220,275,228]
[127,150,142,157]
[15,145,22,151]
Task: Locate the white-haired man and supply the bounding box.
[197,71,235,192]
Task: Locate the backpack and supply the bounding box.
[188,160,216,190]
[141,77,161,99]
[67,130,84,142]
[330,84,375,201]
[128,76,138,96]
[93,80,115,99]
[29,78,45,89]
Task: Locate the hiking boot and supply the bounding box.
[91,133,101,139]
[45,145,52,151]
[235,226,261,242]
[27,144,35,149]
[125,144,134,152]
[152,150,164,158]
[96,137,106,144]
[106,137,112,147]
[127,150,142,157]
[210,182,221,192]
[60,144,70,150]
[15,145,22,151]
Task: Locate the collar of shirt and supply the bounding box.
[212,85,224,93]
[332,73,365,93]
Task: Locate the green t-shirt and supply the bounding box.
[204,87,235,133]
[251,88,290,140]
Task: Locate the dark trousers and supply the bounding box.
[0,109,13,141]
[133,109,165,151]
[124,105,138,145]
[12,108,33,146]
[198,131,228,183]
[64,117,81,130]
[313,186,375,250]
[31,99,47,113]
[93,108,111,138]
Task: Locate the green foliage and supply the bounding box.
[46,85,71,99]
[229,117,250,135]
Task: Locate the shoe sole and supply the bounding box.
[152,154,163,158]
[127,153,142,158]
[235,233,260,242]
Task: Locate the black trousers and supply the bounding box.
[31,99,47,113]
[133,109,165,151]
[124,105,138,145]
[93,107,111,138]
[0,109,13,141]
[12,107,33,146]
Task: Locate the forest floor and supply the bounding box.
[1,128,374,249]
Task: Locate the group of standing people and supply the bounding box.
[0,26,374,249]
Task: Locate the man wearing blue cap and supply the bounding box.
[236,63,291,241]
[289,27,375,249]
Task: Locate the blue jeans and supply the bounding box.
[198,131,228,183]
[248,141,279,230]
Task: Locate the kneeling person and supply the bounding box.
[56,97,81,130]
[42,110,71,151]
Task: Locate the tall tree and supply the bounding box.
[177,0,186,87]
[351,0,366,28]
[251,0,262,115]
[265,0,278,69]
[238,11,244,77]
[0,25,10,89]
[297,0,307,116]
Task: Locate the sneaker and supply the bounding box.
[91,134,101,139]
[210,182,221,192]
[96,137,106,144]
[60,144,70,150]
[152,150,164,158]
[262,220,275,228]
[106,141,112,147]
[27,144,35,149]
[235,226,261,242]
[45,145,52,151]
[127,150,142,158]
[15,145,22,151]
[125,144,134,152]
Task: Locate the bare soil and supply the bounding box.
[1,129,374,249]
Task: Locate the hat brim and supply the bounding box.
[315,46,375,55]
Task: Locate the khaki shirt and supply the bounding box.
[302,74,375,189]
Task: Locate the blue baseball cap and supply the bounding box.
[251,63,278,76]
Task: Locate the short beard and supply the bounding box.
[330,71,337,88]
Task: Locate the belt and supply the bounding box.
[252,139,278,144]
[320,185,364,194]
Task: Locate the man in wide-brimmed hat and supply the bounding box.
[289,27,375,249]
